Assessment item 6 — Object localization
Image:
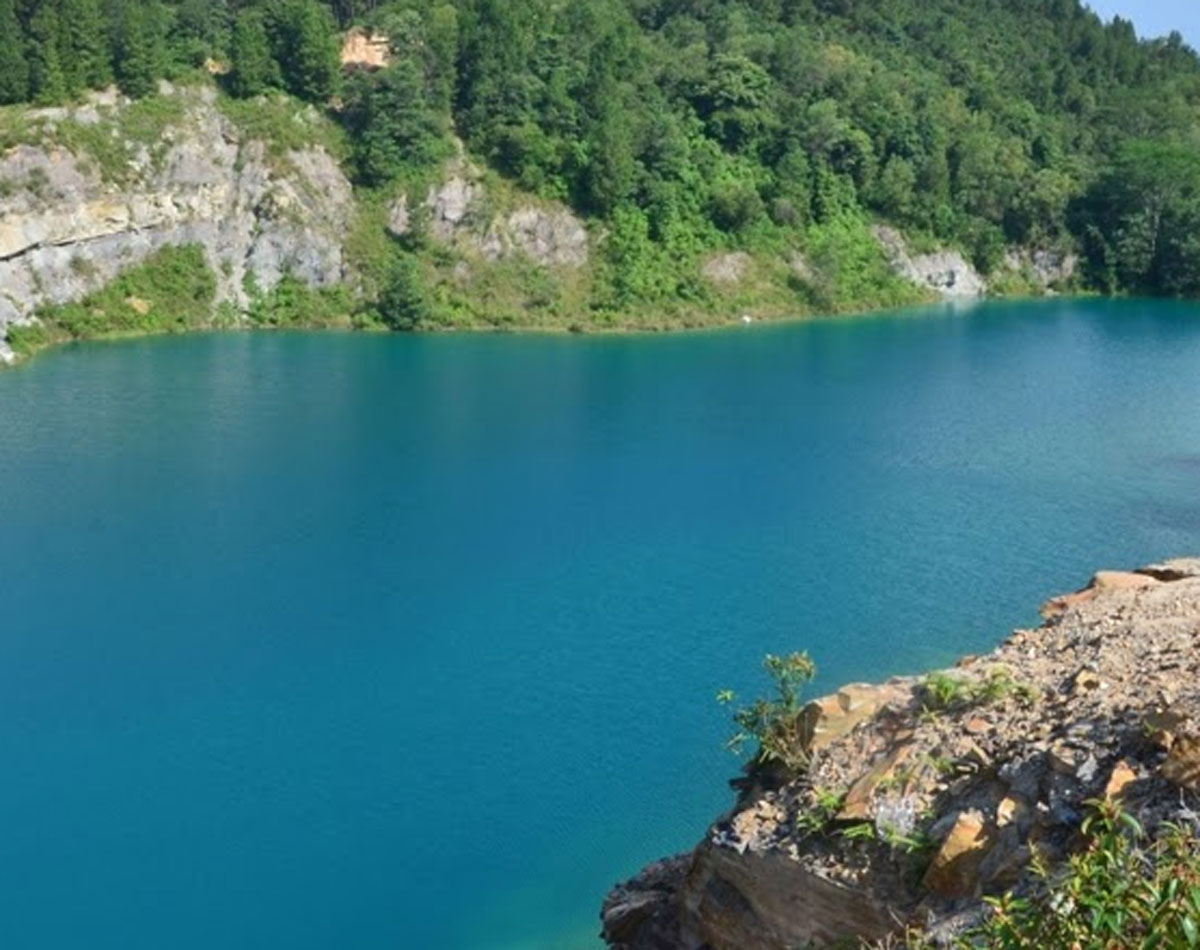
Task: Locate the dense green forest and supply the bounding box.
[2,0,1199,315]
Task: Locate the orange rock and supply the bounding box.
[1103,760,1137,800]
[964,717,991,736]
[1041,570,1160,618]
[995,795,1028,829]
[923,811,991,899]
[340,28,391,71]
[1092,570,1161,591]
[801,683,899,752]
[837,744,914,821]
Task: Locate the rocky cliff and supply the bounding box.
[0,84,353,363]
[0,82,1074,363]
[603,558,1200,949]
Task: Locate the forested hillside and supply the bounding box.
[1,0,1199,324]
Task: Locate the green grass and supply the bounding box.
[9,245,217,359]
[0,94,191,184]
[245,275,364,329]
[216,93,349,166]
[919,666,1038,714]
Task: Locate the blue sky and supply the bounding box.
[1085,1,1198,48]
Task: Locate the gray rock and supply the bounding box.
[702,252,752,285]
[0,86,353,344]
[873,225,986,299]
[385,154,589,268]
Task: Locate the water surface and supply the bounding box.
[1,298,1199,948]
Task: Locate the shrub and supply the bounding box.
[719,651,818,776]
[34,244,215,343]
[378,255,431,330]
[953,801,1200,950]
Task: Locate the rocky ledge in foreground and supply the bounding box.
[602,558,1200,949]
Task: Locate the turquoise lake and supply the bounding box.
[2,297,1200,948]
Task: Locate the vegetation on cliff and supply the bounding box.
[1,0,1199,336]
[950,803,1200,950]
[7,245,217,357]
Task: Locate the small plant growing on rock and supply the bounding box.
[920,672,975,713]
[919,666,1038,715]
[840,821,877,842]
[719,652,817,776]
[975,666,1039,706]
[795,787,847,835]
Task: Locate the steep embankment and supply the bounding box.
[603,559,1200,949]
[0,84,353,363]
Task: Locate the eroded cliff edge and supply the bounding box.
[0,84,354,363]
[603,558,1200,949]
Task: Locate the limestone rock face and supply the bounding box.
[386,156,589,269]
[603,561,1200,948]
[873,225,986,298]
[701,252,751,285]
[1004,247,1079,288]
[0,86,353,363]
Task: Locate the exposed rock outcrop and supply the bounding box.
[603,558,1200,949]
[873,225,986,299]
[701,252,751,285]
[0,86,353,363]
[1004,247,1079,288]
[386,155,589,268]
[340,28,391,72]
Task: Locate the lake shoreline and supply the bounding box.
[3,287,1118,370]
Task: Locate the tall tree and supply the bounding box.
[345,57,445,185]
[1080,140,1200,296]
[228,7,277,98]
[60,0,111,95]
[110,0,168,98]
[267,0,340,102]
[0,0,29,104]
[26,0,67,104]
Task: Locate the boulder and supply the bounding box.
[680,842,899,949]
[838,742,915,820]
[801,683,903,752]
[1041,570,1161,618]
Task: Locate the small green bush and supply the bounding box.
[720,652,818,776]
[919,666,1037,714]
[33,244,215,344]
[246,274,355,328]
[955,801,1200,950]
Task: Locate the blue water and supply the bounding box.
[1,298,1199,949]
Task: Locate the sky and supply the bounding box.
[1085,1,1199,49]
